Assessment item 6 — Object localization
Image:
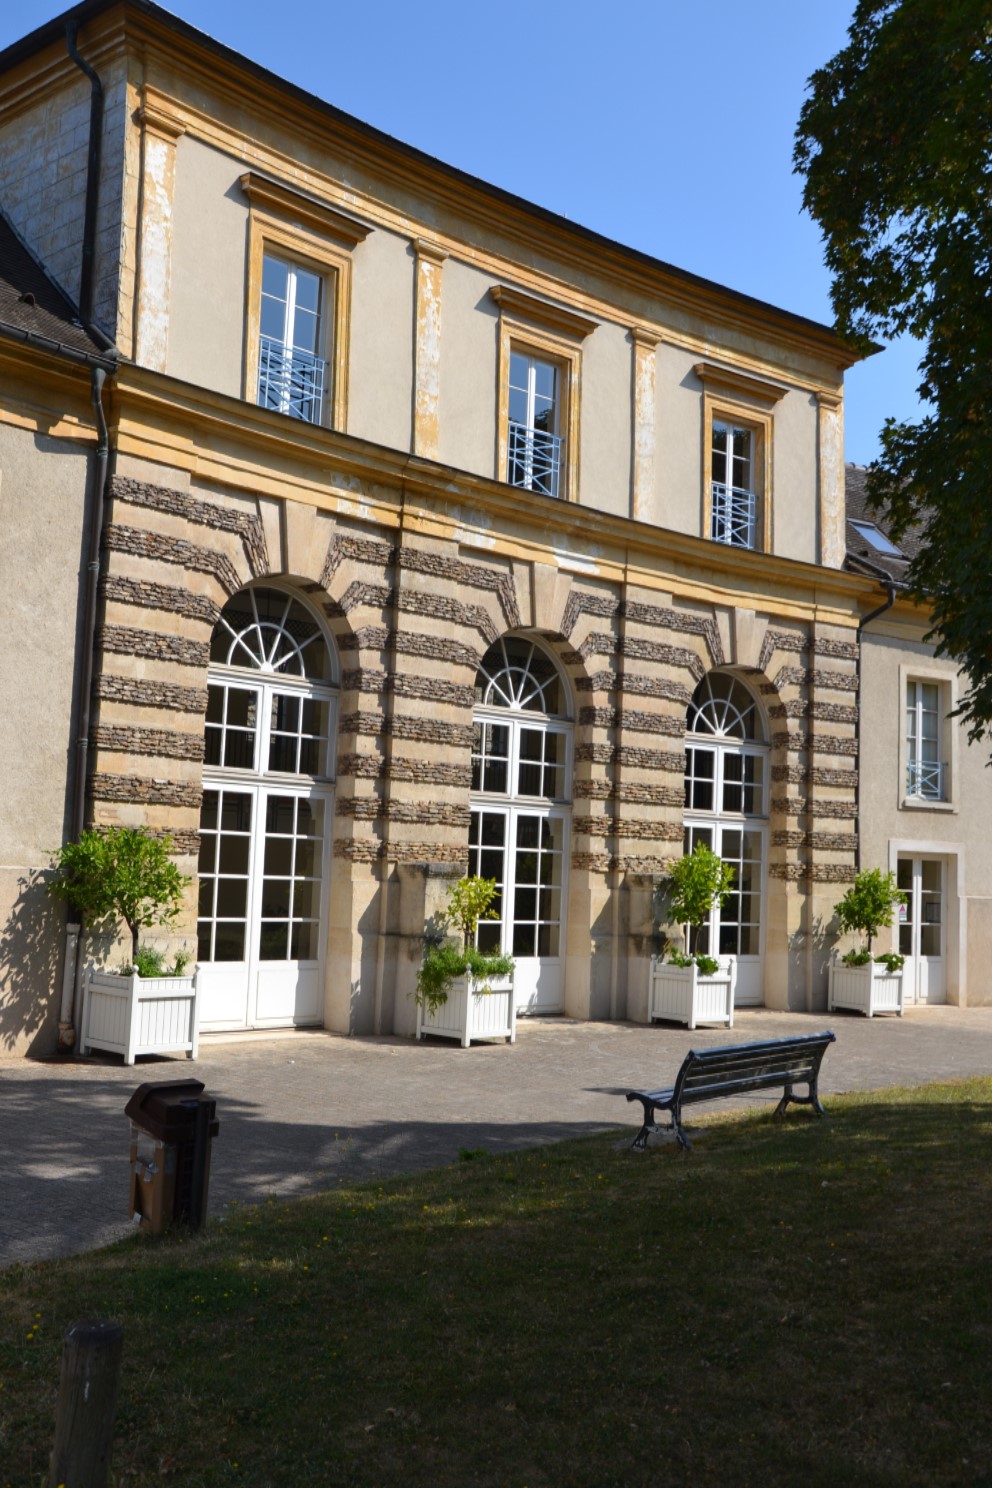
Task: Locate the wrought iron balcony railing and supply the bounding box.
[508,420,564,499]
[907,758,945,800]
[258,335,326,424]
[711,481,757,549]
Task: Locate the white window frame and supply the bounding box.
[710,421,757,549]
[507,350,563,499]
[898,665,957,813]
[257,253,328,425]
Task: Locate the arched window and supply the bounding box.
[683,671,768,1006]
[470,636,571,1015]
[197,586,337,1033]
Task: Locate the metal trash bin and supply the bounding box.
[125,1079,219,1234]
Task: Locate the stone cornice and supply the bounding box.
[107,364,904,626]
[490,284,599,341]
[239,170,373,249]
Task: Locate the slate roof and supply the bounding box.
[0,213,113,364]
[844,463,925,584]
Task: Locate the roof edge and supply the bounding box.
[0,0,866,367]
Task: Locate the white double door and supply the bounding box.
[897,856,946,1004]
[468,807,567,1015]
[683,820,767,1006]
[196,782,331,1030]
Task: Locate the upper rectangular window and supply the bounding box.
[694,361,784,556]
[711,422,756,548]
[240,171,372,434]
[258,255,328,425]
[906,679,944,801]
[508,351,562,499]
[491,284,596,504]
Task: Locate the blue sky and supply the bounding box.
[3,0,924,464]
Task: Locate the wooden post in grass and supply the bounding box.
[49,1320,123,1488]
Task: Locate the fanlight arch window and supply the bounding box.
[203,587,337,780]
[682,671,768,982]
[210,586,334,684]
[197,585,337,997]
[474,635,569,719]
[470,636,572,1013]
[686,671,765,742]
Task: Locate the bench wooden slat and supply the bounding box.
[625,1031,835,1152]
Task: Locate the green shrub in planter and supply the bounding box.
[833,869,906,955]
[659,843,735,964]
[119,946,192,979]
[48,826,191,964]
[841,948,873,967]
[415,876,514,1014]
[874,951,906,974]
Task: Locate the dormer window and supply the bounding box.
[850,519,903,557]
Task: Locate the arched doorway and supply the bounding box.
[683,672,769,1005]
[196,585,338,1030]
[469,636,572,1015]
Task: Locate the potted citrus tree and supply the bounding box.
[415,876,515,1047]
[828,868,907,1017]
[48,826,197,1062]
[650,842,737,1028]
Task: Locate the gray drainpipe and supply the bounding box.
[65,21,104,327]
[57,23,116,1051]
[854,577,899,872]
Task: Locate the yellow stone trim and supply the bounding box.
[631,331,658,522]
[412,241,447,459]
[109,85,854,395]
[244,209,357,433]
[134,100,186,144]
[701,391,774,556]
[495,314,582,505]
[490,284,598,341]
[693,360,789,407]
[239,171,372,249]
[412,237,449,268]
[108,367,880,624]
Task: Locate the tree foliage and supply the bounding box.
[443,876,500,951]
[48,826,190,961]
[795,0,992,742]
[664,843,735,934]
[833,868,906,951]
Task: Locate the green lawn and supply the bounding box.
[3,1079,991,1487]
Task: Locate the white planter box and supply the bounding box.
[80,969,200,1064]
[649,955,736,1029]
[416,973,515,1048]
[827,953,904,1018]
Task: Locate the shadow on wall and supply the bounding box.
[0,870,62,1055]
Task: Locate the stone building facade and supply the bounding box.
[1,0,988,1056]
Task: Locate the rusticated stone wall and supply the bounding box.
[88,466,860,1027]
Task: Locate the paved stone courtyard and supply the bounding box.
[3,1005,992,1269]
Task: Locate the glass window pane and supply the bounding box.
[198,831,217,873]
[213,923,246,962]
[259,921,288,960]
[262,256,289,298]
[537,923,559,957]
[477,922,501,953]
[266,796,296,834]
[513,923,536,956]
[291,921,319,960]
[293,879,317,918]
[262,880,292,918]
[216,878,248,917]
[218,835,250,875]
